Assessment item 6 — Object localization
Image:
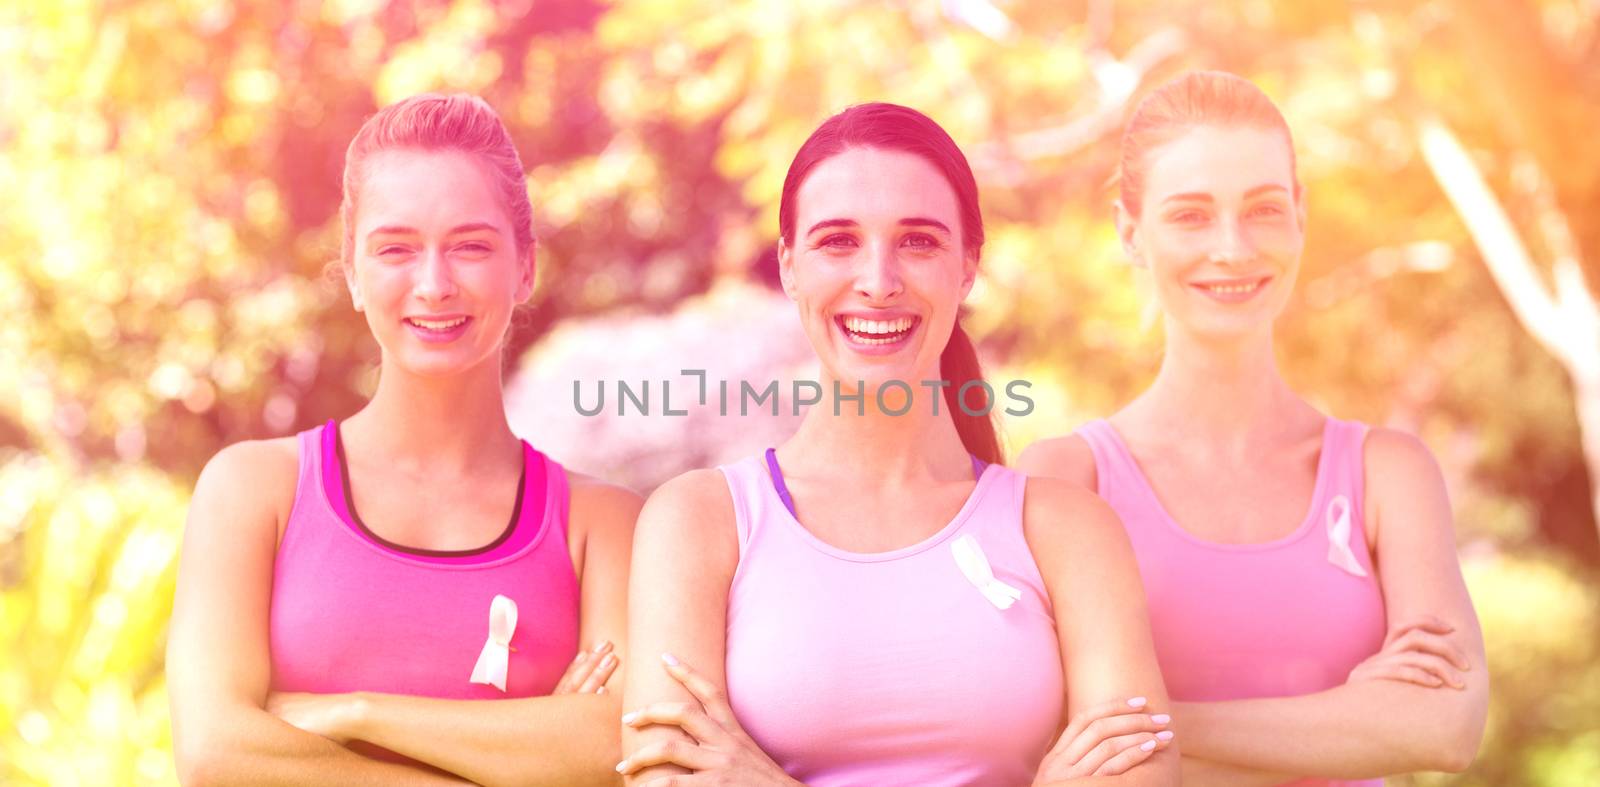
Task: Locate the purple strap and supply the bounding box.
[764,448,987,519]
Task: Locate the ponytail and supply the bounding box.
[777,103,1001,464]
[940,320,1003,466]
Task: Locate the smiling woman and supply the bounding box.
[1018,71,1489,786]
[166,94,641,787]
[619,103,1178,786]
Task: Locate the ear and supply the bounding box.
[343,260,365,312]
[1113,200,1145,268]
[514,242,536,304]
[777,238,797,301]
[958,247,980,301]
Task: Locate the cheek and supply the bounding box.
[1252,224,1304,258]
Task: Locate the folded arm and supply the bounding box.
[168,441,464,786]
[1171,429,1488,779]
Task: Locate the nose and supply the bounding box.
[854,240,904,302]
[1209,216,1253,267]
[413,246,458,302]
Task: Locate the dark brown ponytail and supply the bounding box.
[940,320,1003,466]
[778,103,1003,465]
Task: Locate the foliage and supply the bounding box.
[2,0,1596,783]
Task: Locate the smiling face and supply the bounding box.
[778,146,978,392]
[345,148,533,379]
[1118,124,1306,339]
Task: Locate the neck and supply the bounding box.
[1126,320,1308,451]
[343,350,519,472]
[783,370,973,483]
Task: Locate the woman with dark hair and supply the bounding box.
[1019,71,1487,785]
[617,103,1178,786]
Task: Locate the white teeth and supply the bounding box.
[410,317,467,330]
[843,316,914,334]
[1201,281,1262,295]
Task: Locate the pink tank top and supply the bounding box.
[269,422,580,701]
[719,454,1063,787]
[1077,418,1385,787]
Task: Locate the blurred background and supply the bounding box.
[3,0,1598,783]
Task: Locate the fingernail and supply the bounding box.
[621,711,637,725]
[614,760,627,773]
[1127,696,1147,708]
[1140,740,1156,751]
[597,686,608,695]
[1156,730,1174,741]
[661,652,680,667]
[602,654,617,667]
[1151,713,1171,725]
[593,639,610,653]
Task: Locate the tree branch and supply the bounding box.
[1416,120,1572,356]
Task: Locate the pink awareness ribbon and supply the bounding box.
[469,594,518,692]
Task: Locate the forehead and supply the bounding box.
[355,148,510,230]
[1142,125,1295,202]
[795,147,961,227]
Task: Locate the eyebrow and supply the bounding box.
[1161,184,1291,205]
[366,222,503,239]
[804,217,954,235]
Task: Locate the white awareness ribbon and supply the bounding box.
[951,534,1023,610]
[469,594,518,692]
[1325,495,1368,578]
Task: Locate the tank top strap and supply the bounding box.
[955,463,1025,538]
[539,448,571,551]
[717,454,775,558]
[1320,418,1370,500]
[948,464,1053,605]
[1073,419,1141,500]
[279,423,331,557]
[295,424,322,504]
[1315,417,1375,559]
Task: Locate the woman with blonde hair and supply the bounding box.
[1020,71,1488,785]
[168,93,639,786]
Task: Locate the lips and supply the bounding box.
[835,313,920,350]
[404,314,472,342]
[405,315,469,331]
[1189,276,1272,303]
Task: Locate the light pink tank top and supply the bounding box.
[1078,417,1385,787]
[719,454,1064,787]
[269,422,580,702]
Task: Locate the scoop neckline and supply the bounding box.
[1094,418,1336,552]
[315,421,551,568]
[760,452,1001,563]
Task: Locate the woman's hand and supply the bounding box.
[1346,615,1471,690]
[1033,696,1175,782]
[553,639,620,695]
[617,654,801,786]
[266,691,365,744]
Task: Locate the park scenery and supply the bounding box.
[3,1,1598,784]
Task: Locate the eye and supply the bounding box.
[1247,203,1287,219]
[901,233,942,250]
[1167,209,1209,225]
[817,233,858,250]
[455,241,493,254]
[376,244,412,257]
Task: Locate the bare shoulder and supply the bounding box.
[633,467,738,560]
[1362,426,1453,543]
[566,471,646,534]
[1363,426,1446,484]
[183,436,300,552]
[1020,474,1126,557]
[1014,433,1097,489]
